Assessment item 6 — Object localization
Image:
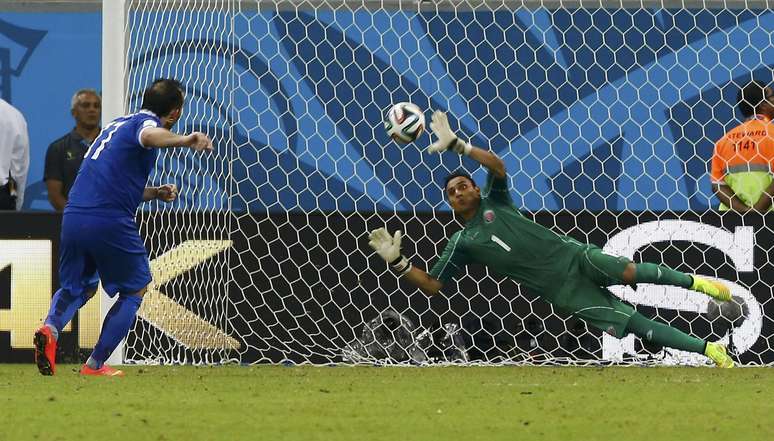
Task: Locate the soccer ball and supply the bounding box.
[707,295,747,331]
[385,102,425,144]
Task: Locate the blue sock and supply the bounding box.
[44,288,90,339]
[88,294,143,369]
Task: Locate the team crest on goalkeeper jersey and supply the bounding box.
[483,209,495,223]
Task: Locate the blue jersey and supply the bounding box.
[67,110,161,217]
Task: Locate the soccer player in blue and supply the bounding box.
[33,78,213,376]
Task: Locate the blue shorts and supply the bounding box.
[59,212,152,297]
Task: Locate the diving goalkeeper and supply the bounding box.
[368,111,735,368]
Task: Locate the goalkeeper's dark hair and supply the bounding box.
[443,170,477,193]
[141,78,184,117]
[737,80,769,118]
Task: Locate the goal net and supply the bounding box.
[111,0,774,365]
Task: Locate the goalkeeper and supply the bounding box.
[368,111,735,368]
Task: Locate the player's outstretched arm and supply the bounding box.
[402,266,444,297]
[467,146,506,179]
[140,127,213,151]
[427,111,505,178]
[368,227,443,297]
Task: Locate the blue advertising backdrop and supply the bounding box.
[0,14,100,210]
[2,9,773,212]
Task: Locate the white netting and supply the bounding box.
[117,0,774,365]
[127,0,236,363]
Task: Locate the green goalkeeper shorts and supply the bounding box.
[550,245,636,338]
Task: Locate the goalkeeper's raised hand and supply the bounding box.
[427,111,472,156]
[368,227,411,276]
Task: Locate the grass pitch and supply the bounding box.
[2,364,772,441]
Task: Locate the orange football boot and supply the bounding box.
[79,364,124,377]
[33,326,57,376]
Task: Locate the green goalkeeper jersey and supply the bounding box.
[429,172,586,299]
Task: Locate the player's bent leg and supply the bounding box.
[627,261,732,303]
[44,286,98,338]
[34,286,98,376]
[580,247,726,301]
[627,262,693,288]
[625,312,734,367]
[562,275,734,367]
[80,287,147,377]
[33,326,57,376]
[625,312,706,354]
[579,247,688,290]
[555,278,635,339]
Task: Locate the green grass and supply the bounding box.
[2,364,772,441]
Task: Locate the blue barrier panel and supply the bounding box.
[0,13,100,210]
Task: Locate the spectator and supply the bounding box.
[711,81,774,212]
[44,89,101,211]
[0,98,30,210]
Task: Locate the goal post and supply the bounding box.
[103,0,774,366]
[101,0,128,365]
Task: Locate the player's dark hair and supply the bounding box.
[443,170,477,194]
[737,81,769,118]
[141,78,184,117]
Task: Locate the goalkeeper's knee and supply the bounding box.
[621,263,636,284]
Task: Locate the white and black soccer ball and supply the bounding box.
[707,295,748,331]
[384,102,425,144]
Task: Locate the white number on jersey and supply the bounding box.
[84,120,127,160]
[491,234,512,252]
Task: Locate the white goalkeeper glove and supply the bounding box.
[368,227,411,276]
[427,111,472,156]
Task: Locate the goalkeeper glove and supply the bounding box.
[368,227,411,276]
[427,111,472,156]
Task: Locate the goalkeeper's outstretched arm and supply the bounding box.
[468,146,506,179]
[427,110,505,178]
[403,267,443,297]
[368,228,443,296]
